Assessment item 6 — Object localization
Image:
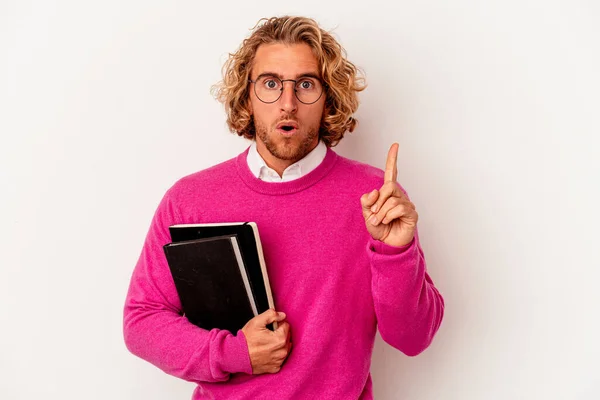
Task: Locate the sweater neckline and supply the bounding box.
[236,145,339,195]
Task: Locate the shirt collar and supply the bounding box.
[247,140,328,182]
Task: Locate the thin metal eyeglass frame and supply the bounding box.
[247,77,325,105]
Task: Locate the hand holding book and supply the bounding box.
[242,309,292,374]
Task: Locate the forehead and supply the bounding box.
[251,43,320,78]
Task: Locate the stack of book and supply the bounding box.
[163,222,276,333]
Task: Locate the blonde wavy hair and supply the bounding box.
[211,16,366,147]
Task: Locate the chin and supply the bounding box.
[256,123,318,162]
[270,142,305,161]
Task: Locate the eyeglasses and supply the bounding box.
[248,75,325,104]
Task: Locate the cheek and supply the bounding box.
[251,102,270,122]
[248,95,257,116]
[249,93,268,118]
[303,104,325,124]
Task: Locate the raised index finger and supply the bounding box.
[384,143,399,182]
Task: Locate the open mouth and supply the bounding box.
[276,121,299,135]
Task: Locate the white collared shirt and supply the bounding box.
[247,140,327,182]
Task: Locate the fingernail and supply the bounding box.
[371,204,378,213]
[369,215,378,225]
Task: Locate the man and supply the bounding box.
[124,15,444,399]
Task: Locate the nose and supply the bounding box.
[279,81,298,114]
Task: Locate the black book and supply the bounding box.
[164,222,276,332]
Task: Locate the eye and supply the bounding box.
[259,77,280,90]
[298,79,314,90]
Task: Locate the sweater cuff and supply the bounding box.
[219,329,253,375]
[368,236,415,255]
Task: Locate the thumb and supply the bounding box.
[360,189,379,216]
[255,308,286,327]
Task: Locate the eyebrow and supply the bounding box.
[255,71,321,81]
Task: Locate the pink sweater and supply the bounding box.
[123,146,444,399]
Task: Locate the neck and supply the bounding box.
[255,139,319,177]
[237,146,339,196]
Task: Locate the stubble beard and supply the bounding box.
[254,119,319,163]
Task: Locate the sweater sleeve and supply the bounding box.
[123,187,253,382]
[367,227,445,356]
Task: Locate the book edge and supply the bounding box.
[170,222,247,228]
[248,222,278,330]
[229,235,258,317]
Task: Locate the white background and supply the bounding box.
[1,1,599,399]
